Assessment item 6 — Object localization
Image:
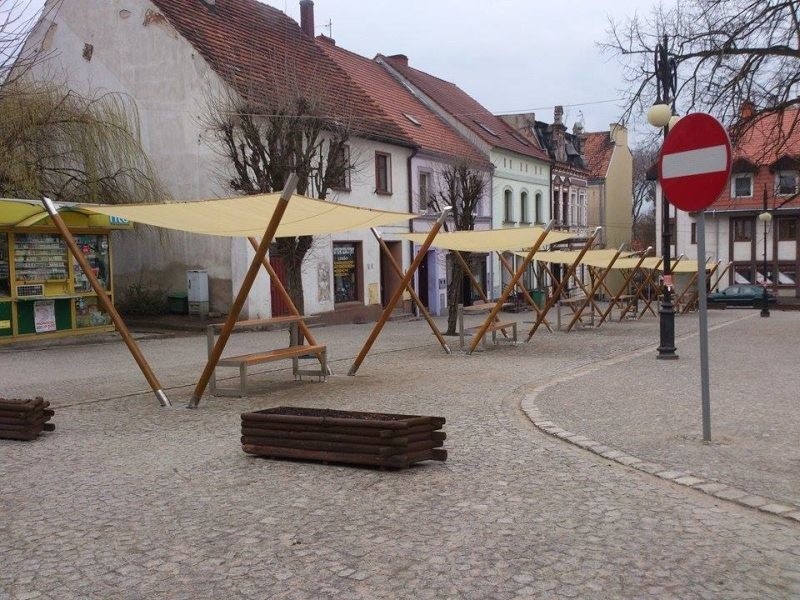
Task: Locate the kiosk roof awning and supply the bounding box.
[400,227,572,252]
[76,194,417,238]
[0,198,131,229]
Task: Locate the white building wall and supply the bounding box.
[24,0,413,318]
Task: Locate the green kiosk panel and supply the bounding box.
[16,299,72,335]
[0,302,11,337]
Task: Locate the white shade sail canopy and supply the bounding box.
[401,226,572,252]
[76,193,418,238]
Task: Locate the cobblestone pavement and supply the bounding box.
[2,310,800,598]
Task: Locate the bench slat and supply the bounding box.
[219,344,325,367]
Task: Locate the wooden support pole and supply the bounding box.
[618,258,662,320]
[598,249,650,326]
[371,228,450,355]
[468,222,554,354]
[348,207,451,376]
[497,251,552,332]
[682,260,720,314]
[709,261,732,292]
[42,198,171,408]
[526,228,601,342]
[566,245,624,332]
[639,254,684,319]
[189,174,299,407]
[674,257,711,311]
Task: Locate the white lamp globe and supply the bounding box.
[647,103,672,128]
[758,211,772,223]
[668,114,682,129]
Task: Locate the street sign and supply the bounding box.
[658,113,732,212]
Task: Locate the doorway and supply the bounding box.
[418,251,430,308]
[380,241,403,307]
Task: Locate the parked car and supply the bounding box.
[707,284,777,308]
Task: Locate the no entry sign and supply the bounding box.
[658,113,732,212]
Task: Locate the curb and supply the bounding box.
[520,313,800,525]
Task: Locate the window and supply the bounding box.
[732,174,753,197]
[778,217,797,241]
[329,144,351,191]
[668,218,676,242]
[332,242,360,303]
[578,191,586,226]
[504,189,514,223]
[375,152,392,194]
[733,264,753,284]
[534,192,543,223]
[520,191,529,223]
[691,222,697,245]
[418,171,432,211]
[775,262,796,287]
[777,172,798,196]
[732,217,753,242]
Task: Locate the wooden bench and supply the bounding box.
[467,320,517,345]
[208,316,327,397]
[457,303,518,349]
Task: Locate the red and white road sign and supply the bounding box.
[658,113,732,212]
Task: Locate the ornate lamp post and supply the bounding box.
[648,35,678,359]
[758,185,772,317]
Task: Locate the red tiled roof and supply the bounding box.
[317,40,489,168]
[382,56,549,161]
[147,0,413,146]
[710,107,800,212]
[582,131,615,179]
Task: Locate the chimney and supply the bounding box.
[299,0,314,37]
[387,54,409,67]
[609,122,627,148]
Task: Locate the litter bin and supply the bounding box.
[529,288,546,309]
[167,292,188,315]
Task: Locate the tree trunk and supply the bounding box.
[445,253,465,335]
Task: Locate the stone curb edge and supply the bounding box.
[522,395,800,524]
[519,314,800,526]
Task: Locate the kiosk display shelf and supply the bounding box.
[13,233,68,282]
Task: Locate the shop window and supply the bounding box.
[775,263,796,287]
[777,172,798,196]
[73,234,110,292]
[375,152,392,194]
[504,189,514,223]
[778,218,797,241]
[0,232,9,297]
[13,233,68,283]
[732,217,753,242]
[732,174,753,197]
[332,242,360,303]
[75,296,112,328]
[520,191,529,223]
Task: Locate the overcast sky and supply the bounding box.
[24,0,674,144]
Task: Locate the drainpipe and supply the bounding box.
[407,146,419,316]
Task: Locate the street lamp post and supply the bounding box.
[648,35,678,359]
[758,184,772,317]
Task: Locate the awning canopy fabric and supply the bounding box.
[525,248,628,268]
[0,198,131,230]
[72,193,417,238]
[400,227,572,252]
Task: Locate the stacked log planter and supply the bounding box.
[241,407,447,469]
[0,398,55,441]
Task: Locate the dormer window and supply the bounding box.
[732,174,753,198]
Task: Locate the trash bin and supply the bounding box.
[529,288,546,309]
[167,292,188,315]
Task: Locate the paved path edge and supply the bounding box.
[520,313,800,525]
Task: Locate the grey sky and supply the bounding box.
[24,0,672,143]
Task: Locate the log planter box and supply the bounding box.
[241,407,447,469]
[0,397,55,441]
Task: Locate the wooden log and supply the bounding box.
[0,421,46,432]
[242,409,445,430]
[0,397,46,409]
[42,422,56,432]
[240,428,410,446]
[241,436,406,456]
[0,430,39,441]
[242,444,396,466]
[431,449,448,461]
[240,421,395,438]
[0,414,45,425]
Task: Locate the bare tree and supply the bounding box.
[632,144,657,224]
[201,81,356,313]
[0,81,164,203]
[426,162,488,335]
[605,0,800,152]
[1,0,62,87]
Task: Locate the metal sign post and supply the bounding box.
[696,212,711,441]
